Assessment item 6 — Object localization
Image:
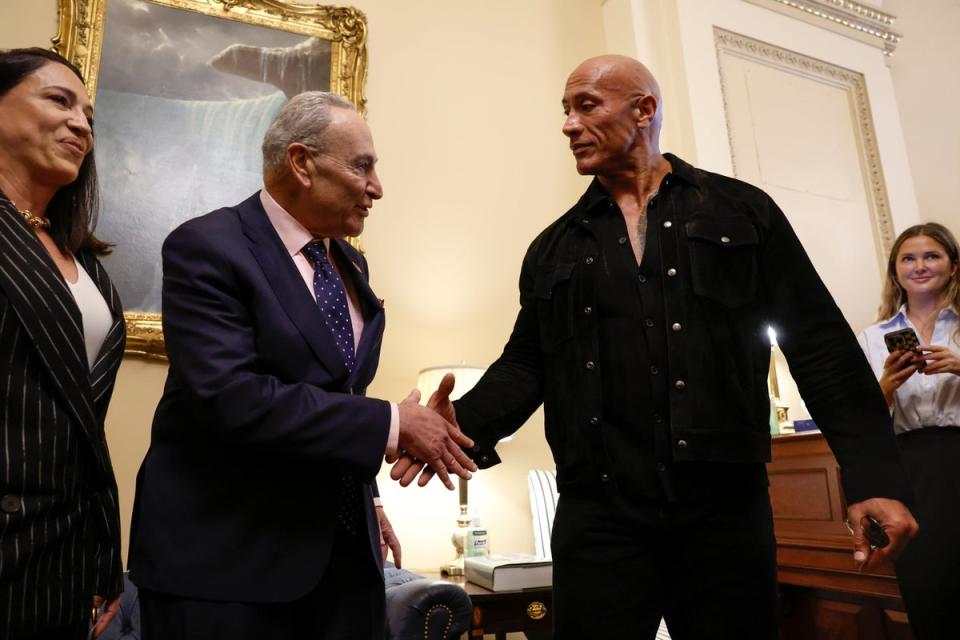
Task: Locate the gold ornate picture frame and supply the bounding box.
[53,0,368,360]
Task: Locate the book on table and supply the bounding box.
[464,553,552,592]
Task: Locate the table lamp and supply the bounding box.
[415,365,485,576]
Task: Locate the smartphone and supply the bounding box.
[844,515,890,550]
[863,515,890,550]
[883,327,925,369]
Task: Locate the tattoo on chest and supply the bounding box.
[633,213,648,264]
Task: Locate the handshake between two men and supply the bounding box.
[390,373,473,491]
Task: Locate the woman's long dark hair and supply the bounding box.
[0,47,109,255]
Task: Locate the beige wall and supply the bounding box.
[0,0,604,572]
[5,0,956,579]
[885,0,960,234]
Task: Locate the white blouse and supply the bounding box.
[66,257,113,370]
[857,305,960,433]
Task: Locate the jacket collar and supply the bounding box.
[239,192,383,386]
[566,152,701,224]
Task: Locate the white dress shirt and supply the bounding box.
[858,305,960,433]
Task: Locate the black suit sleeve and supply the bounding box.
[759,197,908,504]
[454,243,545,468]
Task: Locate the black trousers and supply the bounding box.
[895,427,960,640]
[139,530,385,640]
[551,486,778,640]
[13,620,88,640]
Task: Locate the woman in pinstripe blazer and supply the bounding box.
[0,48,125,639]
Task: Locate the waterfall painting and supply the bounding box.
[55,0,369,358]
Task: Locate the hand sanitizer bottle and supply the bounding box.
[465,514,489,557]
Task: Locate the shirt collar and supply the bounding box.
[260,189,330,255]
[576,152,700,217]
[879,305,908,329]
[878,304,959,329]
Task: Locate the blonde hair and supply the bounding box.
[878,223,960,331]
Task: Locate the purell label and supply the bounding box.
[466,530,489,556]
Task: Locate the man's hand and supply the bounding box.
[846,497,918,572]
[376,506,401,568]
[395,387,476,490]
[392,373,465,488]
[90,595,121,638]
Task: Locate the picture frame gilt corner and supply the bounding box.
[53,0,369,361]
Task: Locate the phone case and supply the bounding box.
[883,328,921,354]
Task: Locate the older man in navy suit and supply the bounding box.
[128,92,477,640]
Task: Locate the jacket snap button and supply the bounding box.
[480,455,490,463]
[585,256,594,265]
[674,379,686,390]
[585,361,595,370]
[677,440,689,449]
[671,323,682,332]
[589,416,599,425]
[663,220,673,228]
[721,236,731,243]
[667,268,677,277]
[1,495,22,514]
[600,473,610,482]
[584,306,592,316]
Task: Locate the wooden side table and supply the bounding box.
[422,572,553,640]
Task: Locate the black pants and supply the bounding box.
[13,620,88,640]
[896,427,960,640]
[551,487,778,640]
[139,530,385,640]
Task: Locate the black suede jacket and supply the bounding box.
[455,154,907,505]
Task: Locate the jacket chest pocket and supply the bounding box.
[685,216,759,308]
[533,262,576,351]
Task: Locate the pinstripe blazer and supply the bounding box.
[0,194,125,636]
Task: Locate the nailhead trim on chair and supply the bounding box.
[423,603,453,639]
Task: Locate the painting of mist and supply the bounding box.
[94,0,332,312]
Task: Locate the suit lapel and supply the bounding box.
[76,251,126,411]
[330,240,385,390]
[239,194,350,380]
[0,196,100,442]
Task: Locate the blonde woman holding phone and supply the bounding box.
[858,222,960,639]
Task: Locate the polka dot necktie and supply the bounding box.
[302,241,356,372]
[303,240,363,535]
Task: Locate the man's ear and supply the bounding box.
[287,143,313,187]
[634,94,658,127]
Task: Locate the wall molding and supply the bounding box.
[743,0,901,55]
[714,27,896,259]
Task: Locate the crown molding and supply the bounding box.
[743,0,902,55]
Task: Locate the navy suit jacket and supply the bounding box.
[128,192,391,602]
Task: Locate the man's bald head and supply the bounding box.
[562,55,664,177]
[567,54,662,106]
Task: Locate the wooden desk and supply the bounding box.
[769,432,914,639]
[422,572,553,640]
